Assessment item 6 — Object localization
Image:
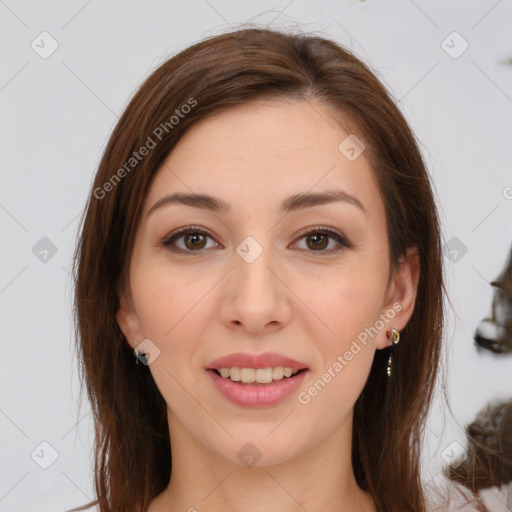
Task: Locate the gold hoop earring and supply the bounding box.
[386,328,400,378]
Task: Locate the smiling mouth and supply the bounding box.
[209,367,308,385]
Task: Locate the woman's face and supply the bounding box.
[117,98,418,467]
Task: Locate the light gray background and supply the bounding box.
[1,1,511,510]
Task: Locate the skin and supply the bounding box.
[116,98,420,512]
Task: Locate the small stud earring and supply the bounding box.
[385,328,400,378]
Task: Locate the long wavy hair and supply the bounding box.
[71,26,445,512]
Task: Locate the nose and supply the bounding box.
[220,241,292,334]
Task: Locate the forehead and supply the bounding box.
[144,98,383,216]
[170,98,353,168]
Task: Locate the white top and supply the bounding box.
[426,479,512,511]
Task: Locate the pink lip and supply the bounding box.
[206,352,308,371]
[207,368,309,407]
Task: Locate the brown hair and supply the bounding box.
[72,26,445,512]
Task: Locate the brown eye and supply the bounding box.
[294,228,352,254]
[162,228,218,253]
[306,232,329,251]
[184,232,207,250]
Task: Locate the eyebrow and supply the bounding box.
[147,189,367,217]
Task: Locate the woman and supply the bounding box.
[72,27,453,511]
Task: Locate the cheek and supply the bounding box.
[309,286,378,396]
[128,255,225,371]
[304,264,388,348]
[296,264,387,400]
[130,258,211,340]
[294,277,380,427]
[127,264,214,413]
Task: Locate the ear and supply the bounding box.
[116,289,143,350]
[376,246,420,349]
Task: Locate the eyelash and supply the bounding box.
[161,225,353,255]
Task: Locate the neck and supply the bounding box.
[149,408,376,512]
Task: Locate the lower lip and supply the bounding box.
[207,369,308,407]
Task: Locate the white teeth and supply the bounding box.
[272,367,284,380]
[216,366,300,383]
[240,368,255,383]
[255,368,273,384]
[229,367,240,381]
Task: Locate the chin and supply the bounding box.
[206,427,312,469]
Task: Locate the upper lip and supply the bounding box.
[206,352,309,371]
